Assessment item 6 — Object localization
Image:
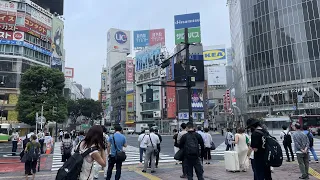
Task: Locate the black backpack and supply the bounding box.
[184,133,199,159]
[256,130,283,167]
[27,143,39,161]
[283,131,292,145]
[63,141,72,155]
[55,143,98,180]
[307,131,314,147]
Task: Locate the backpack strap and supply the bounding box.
[81,146,99,158]
[112,135,120,152]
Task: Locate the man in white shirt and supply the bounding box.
[142,128,160,173]
[138,130,147,165]
[38,129,45,154]
[196,126,206,142]
[11,130,19,156]
[280,125,294,162]
[225,129,234,151]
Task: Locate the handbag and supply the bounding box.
[174,149,184,161]
[149,135,159,156]
[112,135,126,162]
[21,151,27,163]
[210,142,216,150]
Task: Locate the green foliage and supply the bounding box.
[67,98,103,123]
[16,66,67,125]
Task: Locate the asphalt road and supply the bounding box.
[125,133,225,158]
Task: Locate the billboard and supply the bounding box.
[126,92,135,123]
[133,29,165,49]
[0,1,17,12]
[207,66,227,85]
[135,44,161,72]
[203,49,226,61]
[64,67,74,78]
[107,28,131,54]
[166,81,176,118]
[51,16,64,66]
[166,57,175,81]
[177,89,204,111]
[30,8,52,27]
[174,13,201,45]
[126,59,134,83]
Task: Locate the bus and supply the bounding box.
[0,123,10,142]
[290,115,320,135]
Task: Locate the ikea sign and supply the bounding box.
[203,49,226,61]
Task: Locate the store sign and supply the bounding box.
[0,24,17,31]
[31,8,52,27]
[136,69,159,83]
[175,27,201,45]
[0,30,12,40]
[0,39,52,56]
[153,111,161,118]
[0,1,17,12]
[29,1,53,18]
[25,18,47,35]
[13,31,24,40]
[262,87,310,96]
[0,14,16,24]
[178,112,204,120]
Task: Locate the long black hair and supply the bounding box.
[83,125,104,150]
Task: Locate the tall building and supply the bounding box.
[0,0,64,124]
[229,0,320,118]
[84,88,91,99]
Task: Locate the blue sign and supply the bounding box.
[115,31,128,44]
[0,40,52,56]
[174,13,200,29]
[134,30,149,48]
[135,45,161,72]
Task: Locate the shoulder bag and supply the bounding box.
[149,135,159,156]
[112,135,126,162]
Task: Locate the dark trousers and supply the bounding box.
[139,147,145,163]
[181,159,188,176]
[185,157,204,180]
[251,159,258,180]
[12,141,17,156]
[283,143,294,161]
[61,153,71,162]
[226,144,232,151]
[106,156,123,180]
[39,139,44,154]
[253,159,272,180]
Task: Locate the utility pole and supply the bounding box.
[184,28,192,123]
[40,105,44,130]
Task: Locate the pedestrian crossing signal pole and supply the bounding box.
[184,28,193,123]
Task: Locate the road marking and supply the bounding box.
[0,174,53,179]
[309,167,320,179]
[135,170,162,180]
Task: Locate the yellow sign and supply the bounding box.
[126,93,134,122]
[203,49,226,61]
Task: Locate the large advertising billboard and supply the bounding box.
[107,28,131,54]
[203,49,226,61]
[51,16,64,71]
[126,59,134,83]
[133,29,165,49]
[126,91,135,123]
[177,89,204,112]
[207,66,227,85]
[174,13,201,45]
[166,57,175,81]
[135,44,161,72]
[166,81,176,118]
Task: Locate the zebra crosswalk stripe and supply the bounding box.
[51,142,176,171]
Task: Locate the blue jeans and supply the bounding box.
[139,147,146,163]
[310,147,319,161]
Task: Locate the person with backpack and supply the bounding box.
[246,118,273,180]
[303,126,318,163]
[61,133,73,162]
[177,123,188,178]
[75,130,85,146]
[11,129,19,156]
[106,125,127,180]
[225,128,234,151]
[280,125,295,162]
[93,126,109,179]
[138,130,147,165]
[172,129,180,165]
[179,122,205,180]
[292,124,310,179]
[24,134,40,180]
[142,128,160,173]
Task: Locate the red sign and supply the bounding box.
[0,30,13,40]
[126,59,134,83]
[25,18,47,35]
[13,31,23,40]
[149,29,165,46]
[0,24,17,31]
[166,81,176,118]
[0,13,16,24]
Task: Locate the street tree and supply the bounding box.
[67,98,103,123]
[16,66,67,125]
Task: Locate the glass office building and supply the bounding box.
[229,0,320,116]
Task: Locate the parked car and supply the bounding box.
[123,127,135,134]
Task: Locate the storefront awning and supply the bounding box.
[125,121,135,125]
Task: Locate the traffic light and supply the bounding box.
[146,89,153,102]
[161,59,171,69]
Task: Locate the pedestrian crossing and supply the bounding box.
[211,133,320,159]
[51,142,176,171]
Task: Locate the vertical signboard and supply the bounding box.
[166,81,176,118]
[174,13,201,45]
[107,28,131,54]
[191,89,204,111]
[126,59,134,83]
[51,16,64,71]
[64,67,74,78]
[126,91,135,123]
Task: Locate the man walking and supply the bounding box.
[106,125,127,180]
[179,122,205,180]
[225,128,234,151]
[38,129,45,154]
[280,125,294,162]
[154,129,162,168]
[11,130,19,156]
[138,130,147,165]
[177,123,188,178]
[142,128,160,173]
[303,126,318,163]
[292,124,310,179]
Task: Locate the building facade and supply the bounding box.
[229,0,320,117]
[84,88,91,99]
[0,0,64,124]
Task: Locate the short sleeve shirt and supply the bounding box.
[251,128,268,161]
[108,132,126,156]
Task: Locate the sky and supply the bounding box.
[63,0,231,100]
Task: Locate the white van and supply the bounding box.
[123,127,135,134]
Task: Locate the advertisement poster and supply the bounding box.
[207,66,227,85]
[51,16,64,63]
[135,44,161,72]
[51,58,62,71]
[191,89,204,111]
[126,59,134,83]
[175,27,201,45]
[203,49,226,61]
[166,81,176,118]
[107,28,131,54]
[174,13,201,45]
[133,29,165,49]
[166,57,175,81]
[149,29,165,46]
[126,93,135,123]
[64,67,74,78]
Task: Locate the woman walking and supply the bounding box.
[172,129,180,165]
[233,127,249,172]
[61,133,73,162]
[204,128,213,164]
[24,135,40,180]
[77,125,106,180]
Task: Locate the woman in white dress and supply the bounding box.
[233,127,249,172]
